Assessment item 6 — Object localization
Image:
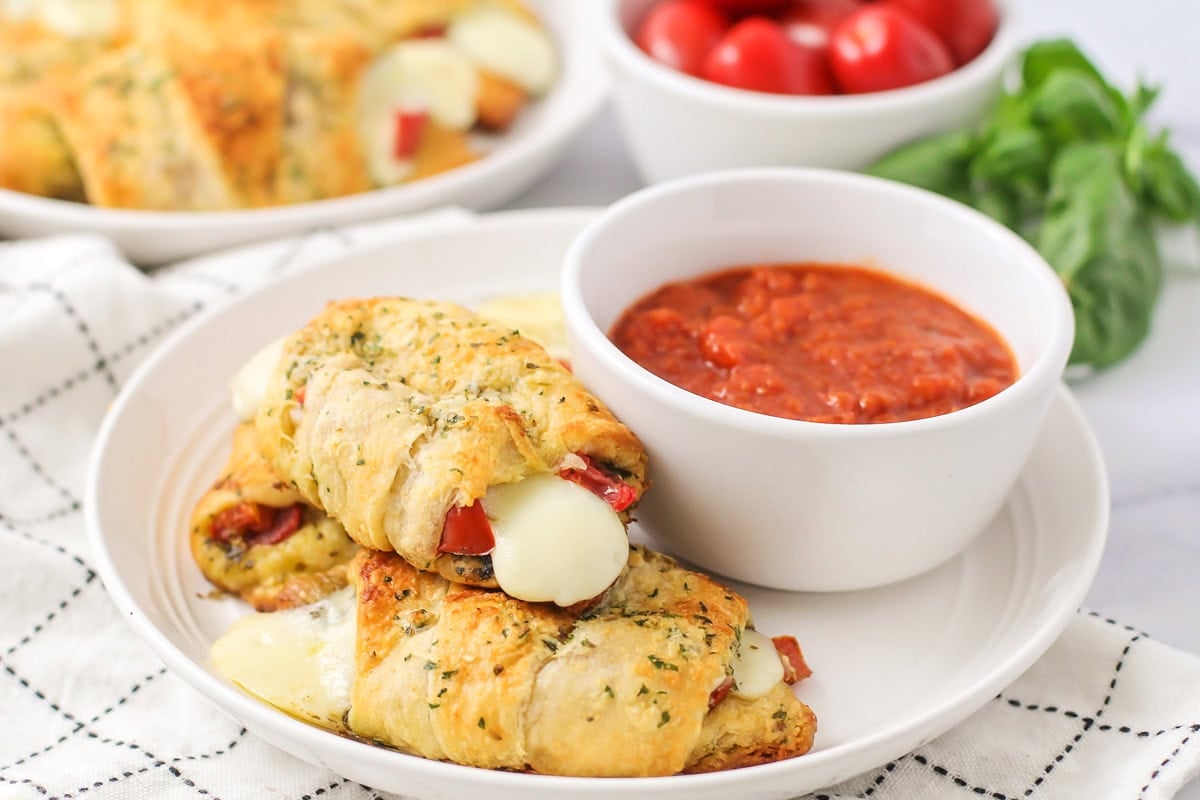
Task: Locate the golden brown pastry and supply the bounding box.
[0,89,82,201]
[254,298,648,603]
[190,423,358,612]
[212,546,817,776]
[0,0,555,209]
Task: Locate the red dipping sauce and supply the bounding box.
[610,264,1017,424]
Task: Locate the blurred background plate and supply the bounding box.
[0,1,606,266]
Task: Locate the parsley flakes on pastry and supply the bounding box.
[212,546,816,776]
[252,297,648,607]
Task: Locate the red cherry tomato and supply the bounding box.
[437,502,496,555]
[702,17,833,95]
[779,0,863,56]
[881,0,998,65]
[701,0,789,12]
[828,6,953,93]
[635,0,729,77]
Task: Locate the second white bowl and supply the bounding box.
[598,0,1016,184]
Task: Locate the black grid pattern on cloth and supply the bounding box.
[805,613,1200,799]
[1,233,1199,800]
[0,233,428,800]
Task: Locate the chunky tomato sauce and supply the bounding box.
[610,264,1016,424]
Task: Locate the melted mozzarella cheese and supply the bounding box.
[484,474,627,606]
[475,292,568,362]
[448,8,556,95]
[230,336,285,422]
[730,629,783,700]
[358,40,478,186]
[211,587,356,730]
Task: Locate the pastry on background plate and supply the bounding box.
[212,545,816,776]
[0,0,556,209]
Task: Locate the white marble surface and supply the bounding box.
[507,1,1200,794]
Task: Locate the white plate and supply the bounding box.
[86,208,1109,799]
[0,1,605,266]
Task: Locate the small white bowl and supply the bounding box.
[561,169,1074,592]
[598,0,1016,184]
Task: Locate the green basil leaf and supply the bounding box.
[862,36,1191,369]
[1030,70,1123,143]
[968,185,1020,230]
[1127,82,1161,120]
[1068,223,1160,367]
[969,126,1049,184]
[865,131,976,203]
[1021,39,1106,91]
[1138,136,1200,222]
[1038,142,1162,366]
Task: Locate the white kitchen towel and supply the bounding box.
[2,223,1199,800]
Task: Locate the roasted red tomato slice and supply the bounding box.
[393,109,430,160]
[211,502,304,547]
[559,455,639,512]
[247,505,303,547]
[708,676,734,708]
[211,502,269,542]
[438,501,496,555]
[773,635,813,684]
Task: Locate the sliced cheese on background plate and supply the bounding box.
[449,7,556,95]
[358,40,479,186]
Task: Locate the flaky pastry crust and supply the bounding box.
[255,297,648,582]
[347,546,815,776]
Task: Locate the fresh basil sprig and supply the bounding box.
[867,39,1200,369]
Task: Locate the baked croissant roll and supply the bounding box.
[254,297,649,606]
[0,0,555,210]
[212,546,817,776]
[190,423,359,612]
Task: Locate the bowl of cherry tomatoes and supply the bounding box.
[598,0,1015,182]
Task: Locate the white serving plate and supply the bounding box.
[0,1,605,266]
[86,208,1109,798]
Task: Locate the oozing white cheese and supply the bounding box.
[475,292,568,362]
[230,336,285,422]
[210,586,356,729]
[448,7,557,95]
[730,629,783,700]
[484,474,628,607]
[358,40,479,186]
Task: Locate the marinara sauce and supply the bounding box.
[610,264,1017,424]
